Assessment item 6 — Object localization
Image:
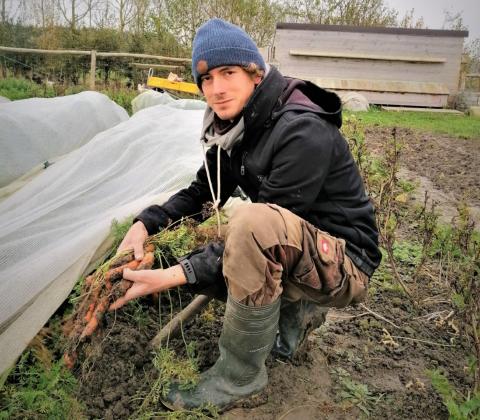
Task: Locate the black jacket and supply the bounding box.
[136,67,381,285]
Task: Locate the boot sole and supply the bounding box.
[160,390,264,414]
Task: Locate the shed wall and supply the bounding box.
[273,27,466,107]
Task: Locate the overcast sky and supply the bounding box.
[385,0,479,41]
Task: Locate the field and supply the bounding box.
[1,82,479,419]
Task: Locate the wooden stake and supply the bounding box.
[89,50,96,91]
[150,294,213,348]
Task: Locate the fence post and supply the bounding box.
[90,50,96,90]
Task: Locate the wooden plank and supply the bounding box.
[0,45,191,63]
[289,50,446,63]
[353,90,448,107]
[381,106,464,114]
[147,76,200,95]
[306,77,449,94]
[281,59,450,83]
[130,63,185,70]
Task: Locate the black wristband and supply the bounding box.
[179,259,197,285]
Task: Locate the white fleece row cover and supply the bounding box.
[0,94,207,375]
[132,89,207,114]
[0,91,129,187]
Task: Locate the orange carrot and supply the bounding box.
[120,279,133,292]
[84,275,94,288]
[84,303,95,323]
[80,297,109,338]
[109,252,134,269]
[137,252,155,270]
[144,243,155,253]
[63,352,76,370]
[104,260,140,282]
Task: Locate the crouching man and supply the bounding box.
[111,18,381,412]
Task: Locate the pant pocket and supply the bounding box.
[290,222,346,296]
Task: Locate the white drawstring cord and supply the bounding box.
[201,143,222,237]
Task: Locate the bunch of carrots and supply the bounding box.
[63,242,156,369]
[62,216,224,369]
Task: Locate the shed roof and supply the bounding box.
[276,23,468,38]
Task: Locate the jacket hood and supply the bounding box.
[242,67,342,142]
[274,78,343,128]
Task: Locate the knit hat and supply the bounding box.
[192,18,266,88]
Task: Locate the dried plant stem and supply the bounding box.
[384,243,417,307]
[359,303,401,329]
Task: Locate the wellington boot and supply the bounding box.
[161,295,280,412]
[271,299,327,361]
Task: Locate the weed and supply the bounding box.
[0,350,85,419]
[0,77,56,100]
[134,402,218,419]
[100,87,138,115]
[137,346,200,415]
[343,118,415,302]
[392,241,423,267]
[428,369,480,420]
[199,302,216,324]
[331,367,382,417]
[110,216,135,252]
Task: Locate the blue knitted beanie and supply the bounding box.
[192,18,266,88]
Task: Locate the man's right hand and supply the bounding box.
[116,220,149,261]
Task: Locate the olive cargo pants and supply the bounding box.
[223,203,369,307]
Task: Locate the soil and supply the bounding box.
[74,126,480,419]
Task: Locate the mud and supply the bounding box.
[365,126,480,208]
[75,126,479,419]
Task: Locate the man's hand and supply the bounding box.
[109,264,187,310]
[117,221,149,261]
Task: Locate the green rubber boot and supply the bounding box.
[271,299,328,360]
[161,295,280,412]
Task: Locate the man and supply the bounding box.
[112,18,381,411]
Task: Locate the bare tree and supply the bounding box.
[397,8,425,29]
[110,0,134,33]
[1,0,6,23]
[32,0,59,28]
[57,0,95,30]
[131,0,152,35]
[280,0,398,27]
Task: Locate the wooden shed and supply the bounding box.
[271,23,469,107]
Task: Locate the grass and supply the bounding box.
[352,108,480,140]
[0,77,56,100]
[0,77,139,114]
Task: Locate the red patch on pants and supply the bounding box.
[321,240,329,254]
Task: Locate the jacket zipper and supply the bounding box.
[240,152,247,176]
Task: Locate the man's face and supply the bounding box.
[200,66,262,120]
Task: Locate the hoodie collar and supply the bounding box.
[241,66,343,142]
[242,66,288,138]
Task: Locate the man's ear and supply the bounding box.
[253,74,262,85]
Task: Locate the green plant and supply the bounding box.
[136,345,200,416]
[343,117,416,303]
[423,203,480,392]
[354,109,480,140]
[392,240,423,266]
[100,87,138,115]
[110,216,135,251]
[332,367,382,417]
[0,77,56,100]
[0,350,85,419]
[428,369,480,419]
